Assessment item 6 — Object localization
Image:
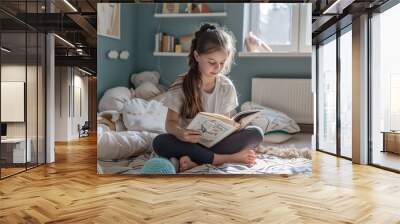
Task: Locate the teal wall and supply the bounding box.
[98,3,311,106]
[97,4,137,101]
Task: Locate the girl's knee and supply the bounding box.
[245,126,264,144]
[152,134,172,154]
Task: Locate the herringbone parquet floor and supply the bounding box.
[1,135,400,223]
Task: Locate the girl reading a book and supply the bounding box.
[153,24,263,172]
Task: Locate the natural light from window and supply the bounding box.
[340,28,352,158]
[371,2,400,168]
[243,3,311,53]
[258,4,292,46]
[318,37,337,154]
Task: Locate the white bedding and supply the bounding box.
[97,129,159,160]
[97,97,167,161]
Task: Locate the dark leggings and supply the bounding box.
[152,126,264,165]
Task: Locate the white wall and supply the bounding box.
[55,67,89,141]
[71,72,89,138]
[1,65,40,137]
[55,67,70,141]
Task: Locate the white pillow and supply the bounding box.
[122,98,167,133]
[241,101,300,134]
[98,87,132,112]
[97,131,156,160]
[98,97,122,112]
[263,131,294,144]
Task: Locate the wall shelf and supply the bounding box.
[154,12,227,18]
[153,52,189,57]
[153,52,311,57]
[238,52,312,58]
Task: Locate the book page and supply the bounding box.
[200,112,236,126]
[232,110,262,129]
[187,113,236,148]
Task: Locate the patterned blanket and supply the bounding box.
[98,150,312,175]
[97,133,313,175]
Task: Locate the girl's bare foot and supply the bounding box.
[231,148,257,165]
[169,157,179,172]
[179,156,198,172]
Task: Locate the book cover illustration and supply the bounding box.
[188,115,234,147]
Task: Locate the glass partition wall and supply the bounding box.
[0,2,46,179]
[316,26,353,159]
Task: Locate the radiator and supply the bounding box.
[251,78,313,124]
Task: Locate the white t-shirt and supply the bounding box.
[163,74,239,127]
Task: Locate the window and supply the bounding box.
[243,3,311,53]
[315,26,352,158]
[371,2,400,171]
[339,27,352,158]
[390,74,400,130]
[317,36,337,154]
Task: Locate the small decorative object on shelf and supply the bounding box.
[179,34,194,52]
[162,3,179,14]
[185,3,210,14]
[185,3,192,13]
[175,44,182,53]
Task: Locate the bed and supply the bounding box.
[97,77,314,175]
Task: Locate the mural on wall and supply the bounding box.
[97,3,121,39]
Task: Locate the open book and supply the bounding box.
[187,110,261,148]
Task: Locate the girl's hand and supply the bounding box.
[177,128,201,143]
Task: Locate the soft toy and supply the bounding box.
[131,71,160,87]
[135,82,162,100]
[130,71,167,100]
[98,86,134,112]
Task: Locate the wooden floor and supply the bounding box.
[1,135,400,223]
[1,167,26,178]
[372,150,400,171]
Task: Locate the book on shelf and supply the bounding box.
[155,33,160,52]
[155,32,177,52]
[187,110,262,148]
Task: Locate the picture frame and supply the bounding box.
[97,3,121,39]
[162,3,180,14]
